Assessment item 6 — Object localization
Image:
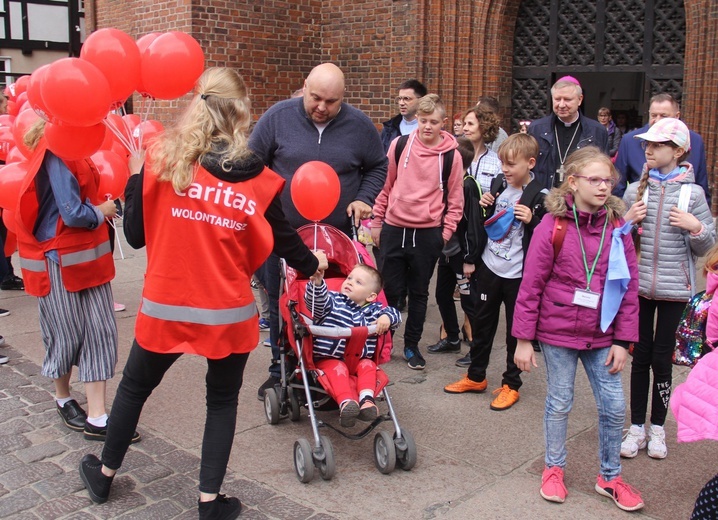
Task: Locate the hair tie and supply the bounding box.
[200,94,209,100]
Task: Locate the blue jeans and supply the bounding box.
[542,343,625,480]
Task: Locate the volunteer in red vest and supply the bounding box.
[15,119,128,443]
[78,67,327,520]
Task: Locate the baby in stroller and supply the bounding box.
[305,264,401,427]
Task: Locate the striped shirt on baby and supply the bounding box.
[304,280,401,359]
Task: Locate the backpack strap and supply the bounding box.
[678,183,692,212]
[550,217,569,260]
[393,134,410,167]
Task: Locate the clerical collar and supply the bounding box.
[557,114,580,127]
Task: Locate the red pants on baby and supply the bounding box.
[315,357,378,404]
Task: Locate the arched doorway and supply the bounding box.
[510,0,686,133]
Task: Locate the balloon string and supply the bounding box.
[117,109,137,156]
[103,118,134,154]
[108,217,125,260]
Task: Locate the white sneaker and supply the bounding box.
[647,424,667,459]
[620,424,647,458]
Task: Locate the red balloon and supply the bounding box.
[45,122,106,161]
[26,64,54,122]
[136,33,161,96]
[13,76,29,97]
[12,109,40,159]
[110,140,129,159]
[290,161,341,222]
[15,92,28,108]
[0,115,15,128]
[41,58,112,127]
[2,209,16,234]
[140,31,204,100]
[91,150,130,200]
[6,100,18,117]
[134,119,164,149]
[0,127,12,162]
[81,28,141,106]
[122,113,140,130]
[0,161,29,209]
[5,146,24,164]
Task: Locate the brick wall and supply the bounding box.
[90,0,714,204]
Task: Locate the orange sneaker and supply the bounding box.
[444,375,487,394]
[490,384,520,410]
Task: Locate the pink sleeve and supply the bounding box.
[706,272,718,345]
[370,139,397,226]
[442,152,465,241]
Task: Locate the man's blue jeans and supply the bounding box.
[542,342,625,480]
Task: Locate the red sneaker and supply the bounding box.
[540,466,567,503]
[595,475,644,511]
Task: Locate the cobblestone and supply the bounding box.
[259,495,315,520]
[34,494,92,519]
[8,385,52,405]
[129,462,172,484]
[142,473,196,501]
[0,433,32,455]
[115,499,183,520]
[15,440,68,463]
[0,487,44,517]
[32,471,87,500]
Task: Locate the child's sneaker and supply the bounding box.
[647,424,667,459]
[403,346,426,370]
[358,396,378,422]
[595,475,644,512]
[339,400,359,427]
[540,466,567,503]
[258,318,270,331]
[620,424,646,458]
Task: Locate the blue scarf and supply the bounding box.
[600,221,633,333]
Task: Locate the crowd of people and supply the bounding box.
[3,62,716,519]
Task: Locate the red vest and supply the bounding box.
[135,162,284,359]
[15,143,115,297]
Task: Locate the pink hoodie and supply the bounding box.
[371,130,464,242]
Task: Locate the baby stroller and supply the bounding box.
[262,223,417,483]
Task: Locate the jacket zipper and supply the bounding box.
[650,184,665,298]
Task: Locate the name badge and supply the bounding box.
[572,289,600,309]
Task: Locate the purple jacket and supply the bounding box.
[512,191,639,349]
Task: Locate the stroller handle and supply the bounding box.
[300,314,378,338]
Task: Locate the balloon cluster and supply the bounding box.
[0,29,205,208]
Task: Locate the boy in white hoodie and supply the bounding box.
[370,94,464,369]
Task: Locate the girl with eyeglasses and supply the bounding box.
[620,117,715,462]
[513,146,644,511]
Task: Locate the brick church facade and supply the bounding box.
[89,0,717,202]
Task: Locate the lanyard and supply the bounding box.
[572,205,608,290]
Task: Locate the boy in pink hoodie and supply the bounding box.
[370,94,464,369]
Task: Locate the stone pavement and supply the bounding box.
[1,229,717,519]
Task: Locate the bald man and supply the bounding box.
[249,63,388,399]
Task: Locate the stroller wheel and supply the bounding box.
[317,435,336,481]
[289,390,301,422]
[373,431,396,474]
[264,388,280,425]
[294,438,314,483]
[394,429,417,471]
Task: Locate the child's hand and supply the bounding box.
[374,314,391,335]
[514,339,538,372]
[370,226,382,248]
[309,269,324,285]
[513,204,532,223]
[463,263,475,278]
[479,192,496,208]
[624,200,646,225]
[669,206,702,233]
[605,344,628,374]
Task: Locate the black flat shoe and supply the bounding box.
[455,352,471,368]
[198,494,242,520]
[57,400,87,431]
[79,454,113,504]
[427,338,461,353]
[84,421,141,444]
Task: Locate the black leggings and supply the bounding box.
[630,297,684,426]
[101,340,249,494]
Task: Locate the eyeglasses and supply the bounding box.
[640,141,675,151]
[573,175,617,188]
[395,96,416,104]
